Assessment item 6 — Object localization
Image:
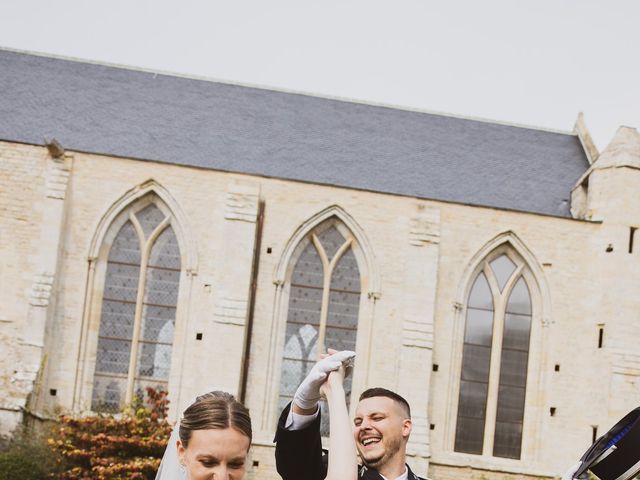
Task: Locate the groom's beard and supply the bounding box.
[358,434,402,469]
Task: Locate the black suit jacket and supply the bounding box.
[274,403,426,480]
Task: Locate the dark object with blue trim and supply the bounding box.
[573,406,640,480]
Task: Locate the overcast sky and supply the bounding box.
[2,0,638,151]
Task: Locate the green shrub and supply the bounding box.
[0,427,63,480]
[0,450,46,480]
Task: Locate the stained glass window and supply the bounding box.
[493,277,531,458]
[455,254,533,459]
[455,273,494,454]
[278,223,361,435]
[92,201,181,412]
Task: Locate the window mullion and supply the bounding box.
[331,238,354,268]
[311,234,331,358]
[503,265,524,297]
[148,217,171,244]
[125,213,150,405]
[482,264,505,456]
[318,237,353,356]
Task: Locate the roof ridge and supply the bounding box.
[0,46,575,136]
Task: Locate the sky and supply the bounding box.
[1,0,639,151]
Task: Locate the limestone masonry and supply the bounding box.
[1,49,640,480]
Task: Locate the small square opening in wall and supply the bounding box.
[430,424,435,430]
[550,407,557,416]
[266,247,272,254]
[432,364,439,372]
[554,364,560,372]
[49,389,57,396]
[252,460,259,467]
[196,333,203,340]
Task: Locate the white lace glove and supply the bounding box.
[293,350,355,410]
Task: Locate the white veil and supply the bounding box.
[155,417,187,480]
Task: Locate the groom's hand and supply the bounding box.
[292,350,355,414]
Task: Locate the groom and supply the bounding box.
[274,350,426,480]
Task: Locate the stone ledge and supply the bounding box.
[402,319,434,349]
[224,186,259,222]
[409,209,441,246]
[28,273,55,307]
[214,297,248,326]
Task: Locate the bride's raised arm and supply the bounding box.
[321,365,358,480]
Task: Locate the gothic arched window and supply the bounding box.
[455,253,533,459]
[278,220,361,434]
[91,201,181,412]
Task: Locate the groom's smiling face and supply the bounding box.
[353,396,412,468]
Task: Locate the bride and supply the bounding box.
[155,390,251,479]
[156,353,356,480]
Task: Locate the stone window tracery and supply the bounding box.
[278,220,361,434]
[455,252,532,459]
[91,201,181,412]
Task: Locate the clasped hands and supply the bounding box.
[292,349,355,413]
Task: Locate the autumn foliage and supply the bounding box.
[48,387,173,479]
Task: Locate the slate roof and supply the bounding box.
[0,49,590,217]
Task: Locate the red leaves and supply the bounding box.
[48,388,172,479]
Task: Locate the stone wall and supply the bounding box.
[2,132,640,479]
[0,142,47,431]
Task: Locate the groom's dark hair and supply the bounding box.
[359,387,411,419]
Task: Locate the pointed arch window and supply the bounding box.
[455,253,532,459]
[278,220,362,434]
[91,202,181,412]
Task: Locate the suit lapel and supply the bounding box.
[406,465,422,480]
[359,464,384,480]
[358,463,422,480]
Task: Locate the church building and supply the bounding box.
[1,48,639,479]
